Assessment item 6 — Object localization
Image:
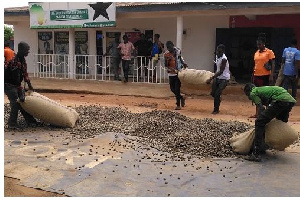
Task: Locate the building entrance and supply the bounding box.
[216,27,294,83]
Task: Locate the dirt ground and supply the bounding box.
[4,92,300,196]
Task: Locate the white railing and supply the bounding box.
[34,54,69,78]
[34,54,169,84]
[132,56,169,84]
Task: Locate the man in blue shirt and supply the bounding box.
[150,34,164,82]
[282,39,300,99]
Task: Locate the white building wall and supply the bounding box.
[106,15,229,71]
[115,17,177,45]
[13,15,229,73]
[182,15,229,71]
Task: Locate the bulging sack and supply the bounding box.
[265,119,299,151]
[19,91,79,128]
[230,128,255,154]
[230,119,299,154]
[178,68,214,85]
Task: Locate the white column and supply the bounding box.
[88,29,97,78]
[69,28,75,79]
[176,16,183,50]
[88,29,96,56]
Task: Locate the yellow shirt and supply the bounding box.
[253,48,275,76]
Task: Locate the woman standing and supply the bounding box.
[251,33,276,118]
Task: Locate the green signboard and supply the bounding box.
[30,2,116,29]
[50,9,89,21]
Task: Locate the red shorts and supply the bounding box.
[252,75,269,87]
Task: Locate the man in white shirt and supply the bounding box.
[206,44,230,114]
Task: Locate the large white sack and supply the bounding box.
[178,68,214,85]
[230,119,299,154]
[265,119,299,151]
[19,91,79,128]
[230,128,255,154]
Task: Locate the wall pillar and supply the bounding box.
[69,28,75,79]
[176,16,183,50]
[88,29,97,78]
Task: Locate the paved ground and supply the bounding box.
[4,130,300,197]
[3,77,300,197]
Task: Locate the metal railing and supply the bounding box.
[34,54,69,78]
[33,54,169,84]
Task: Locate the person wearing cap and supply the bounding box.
[4,41,38,129]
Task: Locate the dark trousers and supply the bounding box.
[282,75,297,99]
[169,75,183,106]
[122,59,131,82]
[252,75,270,87]
[4,84,36,125]
[210,78,228,111]
[112,57,121,80]
[254,101,294,151]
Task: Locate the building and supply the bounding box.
[4,2,300,83]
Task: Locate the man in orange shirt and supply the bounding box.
[251,33,275,118]
[4,40,15,64]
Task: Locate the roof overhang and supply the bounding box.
[5,2,300,24]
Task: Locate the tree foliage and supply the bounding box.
[4,25,14,41]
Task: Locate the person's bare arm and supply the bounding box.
[269,59,275,82]
[206,58,226,84]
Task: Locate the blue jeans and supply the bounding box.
[282,75,297,99]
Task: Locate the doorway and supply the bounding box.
[216,27,294,83]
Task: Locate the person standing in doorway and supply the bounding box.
[164,41,187,110]
[4,40,15,64]
[281,39,300,99]
[206,44,230,114]
[134,33,153,80]
[117,35,135,83]
[4,41,38,129]
[151,34,164,82]
[251,33,276,118]
[106,33,121,81]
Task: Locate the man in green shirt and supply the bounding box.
[243,83,296,161]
